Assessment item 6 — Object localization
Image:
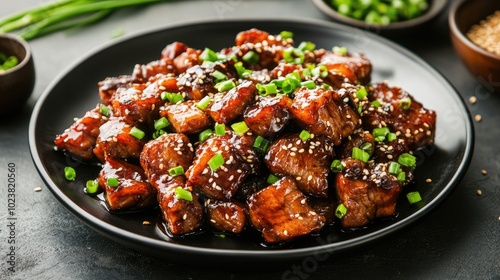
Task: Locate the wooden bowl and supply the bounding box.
[0,34,36,115]
[449,0,500,92]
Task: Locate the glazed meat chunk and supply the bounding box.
[243,95,293,138]
[336,129,375,159]
[98,76,133,105]
[207,80,256,124]
[362,82,436,151]
[158,176,204,235]
[291,86,360,146]
[317,50,372,85]
[140,133,194,188]
[131,59,174,84]
[173,47,201,74]
[248,177,326,243]
[160,100,212,134]
[54,104,109,161]
[186,136,251,200]
[93,117,147,162]
[264,134,335,198]
[98,157,156,211]
[110,81,162,125]
[335,158,413,228]
[207,201,247,234]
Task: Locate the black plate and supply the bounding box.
[29,19,473,263]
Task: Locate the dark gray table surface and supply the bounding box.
[1,1,499,279]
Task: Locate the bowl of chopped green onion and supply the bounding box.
[313,0,448,35]
[0,33,35,114]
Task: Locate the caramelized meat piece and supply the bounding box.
[318,51,372,85]
[131,60,174,84]
[337,130,375,159]
[98,76,133,105]
[207,80,256,124]
[161,41,188,62]
[335,158,412,228]
[173,47,201,74]
[54,104,109,161]
[160,100,212,134]
[372,136,408,163]
[158,176,204,235]
[308,198,337,226]
[93,117,147,162]
[140,133,194,188]
[264,134,335,198]
[111,81,162,125]
[243,95,293,138]
[98,157,156,211]
[362,82,436,150]
[291,86,360,146]
[248,177,325,243]
[186,136,251,200]
[224,130,261,174]
[207,201,247,234]
[235,28,291,47]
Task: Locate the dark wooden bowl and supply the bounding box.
[449,0,500,92]
[0,34,35,115]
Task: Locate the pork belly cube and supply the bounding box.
[207,80,256,124]
[161,41,188,62]
[362,82,437,151]
[157,176,204,235]
[336,129,375,159]
[335,158,410,228]
[186,136,251,200]
[264,134,334,198]
[131,59,174,84]
[98,76,133,105]
[111,81,162,125]
[54,104,109,161]
[207,201,247,234]
[140,133,194,189]
[93,117,147,162]
[98,157,156,211]
[318,50,372,85]
[223,130,261,174]
[291,86,360,146]
[269,62,303,79]
[159,100,212,134]
[248,177,326,243]
[173,47,201,74]
[243,95,293,138]
[235,28,292,47]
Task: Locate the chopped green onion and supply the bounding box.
[299,130,311,141]
[64,166,76,181]
[0,54,18,71]
[85,179,99,194]
[280,30,294,39]
[330,159,343,172]
[301,80,316,89]
[130,127,145,140]
[169,166,185,177]
[253,136,270,154]
[214,123,225,136]
[399,97,412,110]
[231,121,249,135]
[215,80,236,92]
[356,86,368,100]
[161,92,184,104]
[388,161,401,175]
[335,204,348,219]
[371,99,381,108]
[152,129,166,139]
[196,96,212,110]
[387,132,397,142]
[211,70,227,82]
[208,153,225,171]
[406,191,422,204]
[199,47,218,62]
[256,83,277,95]
[282,77,300,94]
[352,147,370,163]
[242,50,259,65]
[373,127,390,142]
[359,142,372,152]
[297,41,315,52]
[397,171,406,181]
[332,46,348,56]
[322,84,332,90]
[234,61,252,78]
[107,177,119,187]
[398,153,416,169]
[174,187,193,202]
[99,104,110,117]
[267,174,280,184]
[154,117,170,130]
[199,128,213,142]
[312,65,329,78]
[283,47,305,64]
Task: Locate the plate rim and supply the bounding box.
[28,18,474,261]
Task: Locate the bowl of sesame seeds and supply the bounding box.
[449,0,500,92]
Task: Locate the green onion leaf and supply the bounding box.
[168,166,185,177]
[352,147,370,163]
[196,96,212,110]
[335,204,348,219]
[107,177,119,187]
[231,121,249,135]
[398,153,417,169]
[406,191,422,204]
[199,128,213,142]
[154,117,170,130]
[267,174,280,184]
[85,179,99,194]
[242,50,259,65]
[253,136,270,154]
[330,159,343,172]
[208,153,225,171]
[211,70,227,82]
[130,127,145,140]
[174,187,193,202]
[299,130,311,141]
[214,123,225,136]
[215,80,236,92]
[64,166,76,181]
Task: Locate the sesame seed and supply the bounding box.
[426,178,432,183]
[296,176,302,181]
[387,154,393,159]
[481,169,488,175]
[426,131,432,136]
[229,175,234,181]
[301,198,306,204]
[475,114,482,122]
[283,230,288,236]
[34,187,42,192]
[290,152,296,156]
[142,221,151,225]
[476,189,483,196]
[225,213,229,220]
[469,96,477,104]
[183,214,187,220]
[307,175,312,181]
